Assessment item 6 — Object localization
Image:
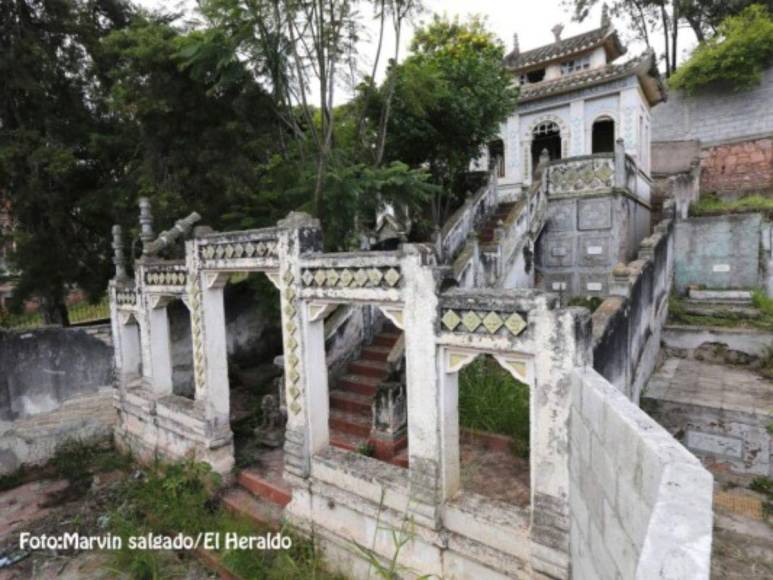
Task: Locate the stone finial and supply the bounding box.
[111,224,129,282]
[512,33,520,54]
[138,197,154,255]
[601,3,610,28]
[539,148,551,166]
[551,24,564,43]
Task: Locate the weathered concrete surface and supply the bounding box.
[0,325,116,475]
[663,324,773,359]
[570,368,714,580]
[642,358,772,476]
[674,213,765,293]
[652,68,773,146]
[592,214,673,402]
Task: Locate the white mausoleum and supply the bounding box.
[478,10,665,201]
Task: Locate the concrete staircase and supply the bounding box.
[329,324,408,468]
[478,202,517,245]
[221,452,291,527]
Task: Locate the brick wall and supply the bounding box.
[569,368,713,580]
[700,137,773,197]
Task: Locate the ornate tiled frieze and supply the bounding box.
[281,269,303,417]
[199,238,278,262]
[144,268,187,287]
[187,275,206,393]
[300,266,401,289]
[115,289,137,305]
[440,308,527,336]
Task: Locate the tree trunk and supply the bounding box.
[41,296,69,326]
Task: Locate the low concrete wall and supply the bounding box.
[570,368,713,580]
[0,324,116,474]
[592,214,674,402]
[674,213,770,293]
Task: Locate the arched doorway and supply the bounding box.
[488,139,505,178]
[592,117,615,153]
[531,121,561,172]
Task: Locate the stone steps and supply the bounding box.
[479,203,517,244]
[221,487,283,527]
[236,469,292,507]
[328,324,406,466]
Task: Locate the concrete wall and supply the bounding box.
[0,324,116,474]
[592,215,674,402]
[570,368,713,580]
[673,213,767,293]
[652,68,773,145]
[537,192,651,298]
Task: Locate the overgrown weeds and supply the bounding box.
[689,193,773,218]
[459,357,529,458]
[568,296,604,312]
[669,294,773,332]
[109,458,340,580]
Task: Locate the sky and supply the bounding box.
[134,0,697,102]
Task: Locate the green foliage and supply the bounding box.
[670,4,773,93]
[459,357,530,458]
[109,459,340,580]
[689,193,773,217]
[369,15,519,225]
[750,476,773,497]
[669,294,773,331]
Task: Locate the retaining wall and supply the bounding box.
[0,324,116,474]
[592,214,674,403]
[570,368,713,580]
[673,213,771,293]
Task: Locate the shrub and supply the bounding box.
[670,5,773,94]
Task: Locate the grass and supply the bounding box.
[109,459,342,580]
[689,193,773,218]
[567,296,604,312]
[459,357,530,458]
[668,293,773,332]
[0,438,132,493]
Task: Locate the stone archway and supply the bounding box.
[523,114,570,184]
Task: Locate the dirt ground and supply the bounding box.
[0,471,213,579]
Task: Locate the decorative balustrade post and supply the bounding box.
[139,198,154,255]
[112,225,129,283]
[609,262,632,297]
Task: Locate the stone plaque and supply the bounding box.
[542,273,573,294]
[712,264,731,273]
[686,430,742,458]
[544,236,575,267]
[579,273,607,294]
[580,236,610,266]
[548,201,575,232]
[578,198,612,231]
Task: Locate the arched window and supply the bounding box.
[592,117,615,153]
[531,121,561,171]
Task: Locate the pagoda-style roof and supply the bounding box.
[504,25,625,72]
[518,51,666,106]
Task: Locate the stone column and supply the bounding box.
[401,245,445,527]
[148,299,174,396]
[276,213,324,482]
[198,273,230,429]
[529,306,593,579]
[115,311,142,383]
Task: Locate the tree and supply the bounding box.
[100,14,283,229]
[372,15,519,226]
[0,0,133,324]
[669,4,773,93]
[679,1,772,42]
